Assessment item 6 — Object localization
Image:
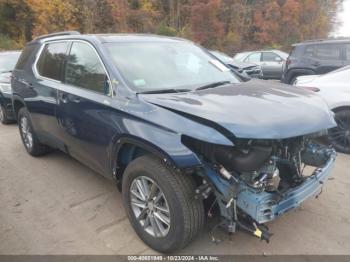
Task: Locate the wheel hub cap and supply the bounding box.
[20,117,33,149]
[130,176,171,238]
[0,106,3,122]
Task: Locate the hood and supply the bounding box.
[227,60,258,70]
[295,75,320,85]
[142,80,336,139]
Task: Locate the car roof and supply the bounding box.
[293,38,350,46]
[30,32,189,45]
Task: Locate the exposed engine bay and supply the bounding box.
[183,132,336,242]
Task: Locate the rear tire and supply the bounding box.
[18,107,52,156]
[289,75,299,85]
[122,155,204,253]
[0,104,11,124]
[328,109,350,154]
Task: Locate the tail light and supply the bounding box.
[286,58,292,66]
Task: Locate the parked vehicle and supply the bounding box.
[282,38,350,84]
[294,66,350,153]
[209,50,263,79]
[12,32,336,253]
[233,50,288,79]
[0,51,21,124]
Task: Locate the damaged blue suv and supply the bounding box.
[11,32,337,252]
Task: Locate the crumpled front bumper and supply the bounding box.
[236,149,336,224]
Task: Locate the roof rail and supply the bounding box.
[34,31,80,41]
[302,37,350,43]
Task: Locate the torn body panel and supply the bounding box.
[187,135,336,242]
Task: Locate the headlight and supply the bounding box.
[0,83,12,94]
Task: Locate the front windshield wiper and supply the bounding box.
[137,88,191,94]
[195,81,231,91]
[0,70,12,74]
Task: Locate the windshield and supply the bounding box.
[0,52,21,72]
[105,41,239,92]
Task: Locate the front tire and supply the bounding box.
[18,107,52,156]
[328,109,350,154]
[122,155,204,253]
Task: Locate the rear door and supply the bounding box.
[261,52,284,79]
[56,41,115,175]
[20,41,69,149]
[313,44,343,74]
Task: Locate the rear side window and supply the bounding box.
[15,45,35,70]
[36,42,68,81]
[314,44,342,60]
[64,42,109,94]
[345,44,350,61]
[245,53,261,62]
[262,52,280,62]
[304,45,315,57]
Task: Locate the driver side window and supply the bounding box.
[245,52,261,63]
[65,42,109,94]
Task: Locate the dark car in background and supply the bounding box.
[0,51,21,124]
[12,32,336,252]
[233,50,288,80]
[209,50,263,79]
[282,38,350,84]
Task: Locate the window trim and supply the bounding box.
[33,39,113,97]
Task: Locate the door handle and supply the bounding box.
[58,93,68,104]
[72,97,81,103]
[311,62,320,66]
[19,79,33,89]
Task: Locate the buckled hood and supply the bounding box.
[142,80,336,139]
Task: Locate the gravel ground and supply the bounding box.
[1,124,350,255]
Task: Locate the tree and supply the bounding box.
[189,0,224,48]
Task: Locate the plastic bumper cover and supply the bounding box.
[236,149,336,224]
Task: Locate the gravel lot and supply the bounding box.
[1,124,350,255]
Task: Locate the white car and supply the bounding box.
[294,66,350,153]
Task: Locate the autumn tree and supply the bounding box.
[189,0,225,48]
[0,0,343,52]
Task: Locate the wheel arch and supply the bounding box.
[332,105,350,113]
[12,95,26,121]
[110,135,200,190]
[286,68,316,84]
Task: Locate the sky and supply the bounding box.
[333,0,350,37]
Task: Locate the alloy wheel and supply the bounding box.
[130,176,171,238]
[0,106,4,122]
[20,116,33,150]
[329,113,350,151]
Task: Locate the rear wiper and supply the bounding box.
[138,88,191,94]
[195,81,231,91]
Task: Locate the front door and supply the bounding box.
[56,41,115,176]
